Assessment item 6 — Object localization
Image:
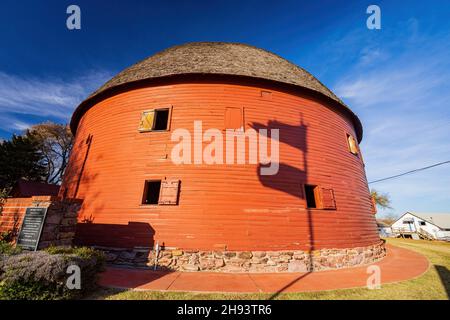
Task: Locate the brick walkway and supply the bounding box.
[98,244,429,293]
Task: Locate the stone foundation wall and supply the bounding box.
[35,196,82,249]
[0,196,81,249]
[97,240,386,273]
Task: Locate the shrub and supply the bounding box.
[0,230,22,255]
[0,241,22,255]
[45,246,106,275]
[45,245,104,261]
[0,247,105,300]
[0,231,14,242]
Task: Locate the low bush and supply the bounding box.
[0,247,105,300]
[0,230,16,243]
[0,241,22,255]
[0,231,22,255]
[45,245,104,261]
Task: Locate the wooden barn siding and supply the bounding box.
[62,82,379,250]
[0,197,32,236]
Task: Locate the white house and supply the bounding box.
[391,212,450,241]
[376,220,393,237]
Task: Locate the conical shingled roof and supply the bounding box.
[72,42,362,140]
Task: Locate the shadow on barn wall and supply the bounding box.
[75,222,155,249]
[252,116,316,299]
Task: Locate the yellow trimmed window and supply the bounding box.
[138,107,171,132]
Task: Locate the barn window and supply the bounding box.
[346,134,359,155]
[225,107,243,130]
[154,109,170,130]
[305,185,319,208]
[304,185,337,210]
[138,107,171,132]
[142,180,162,204]
[260,90,272,99]
[142,179,180,205]
[419,221,426,226]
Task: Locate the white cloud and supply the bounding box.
[0,70,113,132]
[358,48,388,67]
[11,120,31,131]
[335,63,448,109]
[329,21,450,217]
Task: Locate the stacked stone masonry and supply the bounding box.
[0,196,81,249]
[36,197,81,249]
[97,240,386,273]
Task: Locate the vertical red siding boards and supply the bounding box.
[62,82,379,251]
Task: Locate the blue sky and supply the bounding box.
[0,0,449,217]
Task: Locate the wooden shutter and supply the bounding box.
[138,110,155,131]
[347,134,359,155]
[321,188,336,210]
[225,107,243,129]
[158,179,180,205]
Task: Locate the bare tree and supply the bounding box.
[370,189,392,210]
[28,122,73,184]
[378,213,398,226]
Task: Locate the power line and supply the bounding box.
[368,160,450,184]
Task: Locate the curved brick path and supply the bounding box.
[98,244,429,293]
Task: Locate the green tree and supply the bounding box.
[370,189,392,210]
[0,134,46,192]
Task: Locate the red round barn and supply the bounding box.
[62,42,384,270]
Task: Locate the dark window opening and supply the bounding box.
[305,185,318,208]
[154,109,169,130]
[419,221,426,226]
[142,180,161,204]
[260,90,272,99]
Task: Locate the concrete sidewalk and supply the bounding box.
[98,244,429,293]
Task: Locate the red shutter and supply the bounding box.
[321,188,336,210]
[158,180,180,205]
[225,107,243,129]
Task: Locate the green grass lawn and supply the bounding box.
[92,238,450,300]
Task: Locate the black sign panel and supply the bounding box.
[16,207,48,251]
